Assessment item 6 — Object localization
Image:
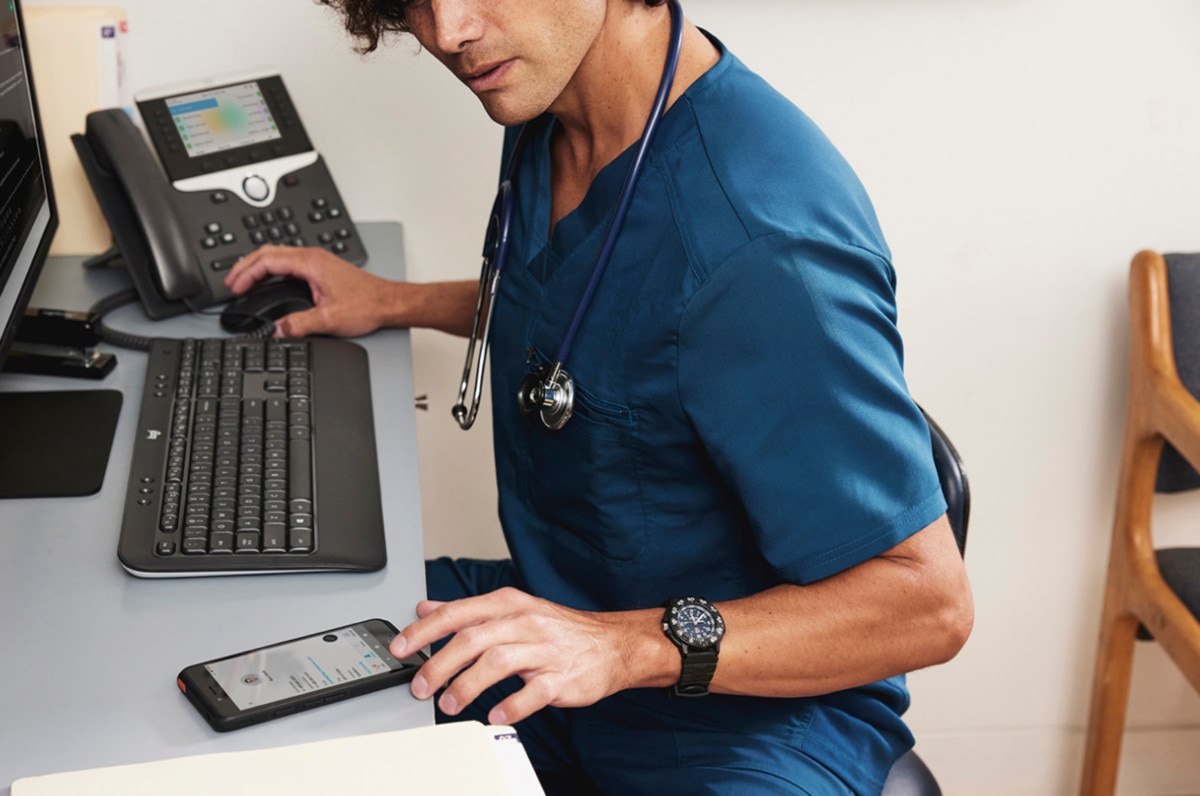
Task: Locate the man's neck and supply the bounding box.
[547,4,718,231]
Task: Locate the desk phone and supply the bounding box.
[73,73,367,319]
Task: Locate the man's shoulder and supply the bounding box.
[659,53,886,279]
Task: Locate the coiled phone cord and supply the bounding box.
[89,288,276,351]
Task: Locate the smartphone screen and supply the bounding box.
[180,619,423,731]
[206,622,401,710]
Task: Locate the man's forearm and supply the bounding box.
[387,279,480,337]
[620,515,973,698]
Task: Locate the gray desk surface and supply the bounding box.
[0,222,432,791]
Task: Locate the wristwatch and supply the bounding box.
[661,596,725,697]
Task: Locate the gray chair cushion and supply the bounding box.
[1156,254,1200,492]
[1138,547,1200,640]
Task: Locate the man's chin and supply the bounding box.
[477,95,546,127]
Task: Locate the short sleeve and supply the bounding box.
[678,232,945,585]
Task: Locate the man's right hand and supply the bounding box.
[224,245,403,338]
[225,246,481,338]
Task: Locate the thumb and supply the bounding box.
[273,307,325,339]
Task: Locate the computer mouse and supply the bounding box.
[220,277,314,334]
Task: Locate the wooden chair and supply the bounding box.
[882,409,971,796]
[1081,250,1200,794]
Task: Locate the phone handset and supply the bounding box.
[72,109,205,318]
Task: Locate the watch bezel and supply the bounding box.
[663,596,725,650]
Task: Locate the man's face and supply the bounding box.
[404,0,608,125]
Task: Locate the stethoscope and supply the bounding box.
[453,0,684,431]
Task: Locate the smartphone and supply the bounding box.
[177,618,425,732]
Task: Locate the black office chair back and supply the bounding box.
[881,408,970,796]
[921,408,970,556]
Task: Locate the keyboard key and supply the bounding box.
[288,529,313,553]
[209,532,235,553]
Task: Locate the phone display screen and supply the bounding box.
[164,80,282,159]
[205,623,402,711]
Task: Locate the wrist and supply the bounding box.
[606,608,683,692]
[378,279,413,329]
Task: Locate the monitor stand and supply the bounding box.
[0,389,122,499]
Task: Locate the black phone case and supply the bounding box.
[177,619,424,732]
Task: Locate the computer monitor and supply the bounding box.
[0,0,121,499]
[0,0,55,363]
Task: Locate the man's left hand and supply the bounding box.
[391,587,659,726]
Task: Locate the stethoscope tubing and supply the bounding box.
[454,0,684,430]
[553,0,684,367]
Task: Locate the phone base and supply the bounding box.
[82,244,124,270]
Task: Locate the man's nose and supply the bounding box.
[430,0,484,54]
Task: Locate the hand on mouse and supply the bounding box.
[225,246,403,338]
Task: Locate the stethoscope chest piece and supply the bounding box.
[518,364,575,430]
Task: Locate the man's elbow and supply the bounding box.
[927,567,974,665]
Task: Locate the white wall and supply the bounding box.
[27,0,1200,792]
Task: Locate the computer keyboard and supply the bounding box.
[117,337,387,577]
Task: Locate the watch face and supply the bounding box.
[667,598,725,649]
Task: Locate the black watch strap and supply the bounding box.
[672,647,719,697]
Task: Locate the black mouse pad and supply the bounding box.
[0,389,123,499]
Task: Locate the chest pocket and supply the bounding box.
[521,384,648,563]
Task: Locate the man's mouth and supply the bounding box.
[463,60,514,92]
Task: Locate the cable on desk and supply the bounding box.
[88,288,276,351]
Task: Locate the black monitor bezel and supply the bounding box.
[0,0,59,371]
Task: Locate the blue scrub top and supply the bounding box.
[485,39,946,792]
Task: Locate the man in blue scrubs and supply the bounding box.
[227,1,974,792]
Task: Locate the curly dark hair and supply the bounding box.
[317,0,667,54]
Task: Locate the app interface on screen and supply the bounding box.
[165,81,282,159]
[207,625,395,710]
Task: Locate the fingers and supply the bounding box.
[390,589,622,726]
[273,307,323,339]
[445,643,559,726]
[391,590,533,706]
[223,245,314,294]
[396,591,518,661]
[489,676,559,726]
[224,246,393,338]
